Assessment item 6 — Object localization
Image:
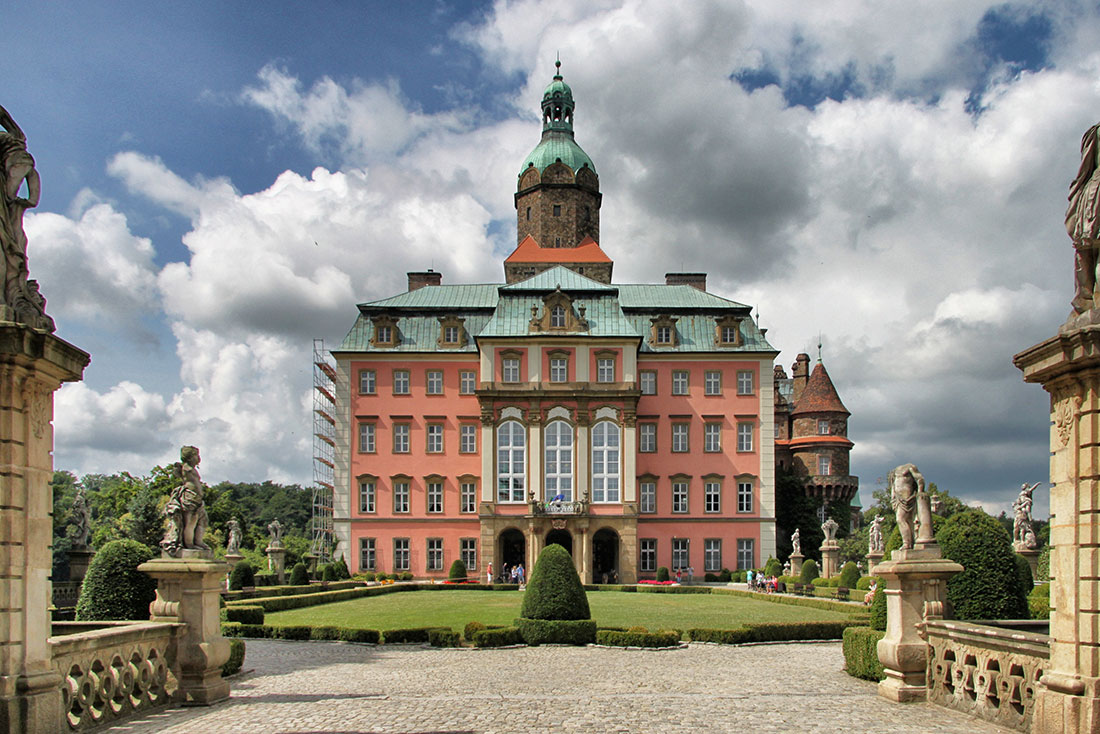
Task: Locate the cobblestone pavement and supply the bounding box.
[102,640,1010,733]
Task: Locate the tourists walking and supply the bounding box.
[486,563,492,585]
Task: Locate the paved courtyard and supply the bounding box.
[102,639,1009,733]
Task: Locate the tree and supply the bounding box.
[520,544,590,620]
[938,510,1029,620]
[75,539,156,621]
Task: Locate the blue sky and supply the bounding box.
[9,1,1100,517]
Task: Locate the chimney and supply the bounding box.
[665,272,707,291]
[407,269,442,291]
[791,353,811,403]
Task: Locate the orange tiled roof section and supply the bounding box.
[504,235,612,263]
[791,362,850,416]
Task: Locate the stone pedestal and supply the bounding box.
[789,553,804,578]
[224,552,243,570]
[66,547,94,585]
[138,554,231,705]
[303,553,318,574]
[266,546,286,584]
[0,324,88,734]
[1016,547,1041,584]
[873,547,962,702]
[820,543,839,578]
[866,551,884,577]
[1015,326,1100,733]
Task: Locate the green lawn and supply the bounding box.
[264,590,855,631]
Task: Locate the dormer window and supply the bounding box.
[444,326,459,343]
[649,315,679,347]
[715,315,743,347]
[657,326,672,344]
[551,306,566,328]
[370,316,399,348]
[378,326,392,342]
[531,288,588,333]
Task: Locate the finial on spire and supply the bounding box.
[817,335,823,362]
[555,54,562,79]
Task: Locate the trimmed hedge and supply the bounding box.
[656,566,670,582]
[596,629,680,647]
[939,510,1029,620]
[271,625,312,640]
[225,605,265,625]
[842,626,885,681]
[222,622,381,644]
[309,626,342,641]
[227,583,417,612]
[1015,554,1034,601]
[464,621,486,640]
[223,579,362,601]
[383,626,447,644]
[75,539,157,622]
[515,617,597,646]
[339,628,381,643]
[472,626,523,648]
[688,620,860,644]
[799,559,819,584]
[520,544,590,620]
[764,557,782,577]
[711,587,863,615]
[1037,546,1050,583]
[289,563,310,586]
[839,562,860,589]
[448,559,468,581]
[1029,583,1050,620]
[636,585,710,595]
[429,629,461,647]
[869,587,886,631]
[222,638,246,676]
[856,576,873,590]
[228,562,255,591]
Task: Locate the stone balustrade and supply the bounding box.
[52,582,81,610]
[49,621,184,732]
[922,619,1049,732]
[532,500,588,515]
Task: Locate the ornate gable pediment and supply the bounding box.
[370,315,400,348]
[649,315,679,347]
[529,287,588,332]
[437,315,468,349]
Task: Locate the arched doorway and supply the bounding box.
[592,528,619,584]
[545,529,573,556]
[498,528,525,579]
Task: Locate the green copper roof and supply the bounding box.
[618,284,749,310]
[520,133,596,176]
[359,284,499,310]
[480,294,639,338]
[500,266,615,293]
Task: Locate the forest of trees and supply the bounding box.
[51,467,316,581]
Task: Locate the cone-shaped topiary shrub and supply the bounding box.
[655,566,670,582]
[764,557,782,577]
[321,564,336,582]
[938,510,1028,620]
[448,559,468,581]
[799,559,819,584]
[521,544,590,620]
[75,539,156,621]
[289,562,309,586]
[332,557,351,580]
[229,562,255,590]
[839,561,860,589]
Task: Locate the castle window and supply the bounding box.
[596,356,615,383]
[496,421,526,503]
[526,206,531,221]
[737,423,754,452]
[591,422,620,503]
[551,306,566,327]
[657,326,672,344]
[704,479,721,513]
[737,480,754,513]
[427,481,443,513]
[639,423,657,453]
[672,480,689,513]
[437,316,467,349]
[394,538,410,569]
[704,423,721,453]
[393,481,410,513]
[426,370,443,395]
[370,315,400,348]
[737,370,754,395]
[715,315,743,347]
[549,356,568,383]
[377,325,391,343]
[639,371,657,395]
[544,420,574,502]
[639,480,656,513]
[639,538,656,571]
[704,370,721,395]
[650,315,679,347]
[501,355,521,383]
[672,370,689,395]
[818,419,830,435]
[460,371,477,394]
[672,422,689,453]
[393,370,410,395]
[553,204,561,216]
[818,455,832,475]
[427,538,443,570]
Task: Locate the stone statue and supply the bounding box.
[1068,122,1100,314]
[226,519,242,555]
[0,104,52,331]
[160,445,209,557]
[1013,482,1041,550]
[267,519,284,549]
[889,462,934,550]
[791,528,801,556]
[69,487,92,550]
[821,517,839,543]
[868,515,885,554]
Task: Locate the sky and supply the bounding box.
[8,0,1100,518]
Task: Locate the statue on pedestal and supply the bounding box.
[0,104,53,331]
[160,445,209,557]
[267,519,283,549]
[821,517,839,543]
[70,486,92,550]
[888,462,933,550]
[791,528,801,556]
[1068,122,1100,315]
[1013,482,1040,550]
[868,515,884,554]
[225,519,242,555]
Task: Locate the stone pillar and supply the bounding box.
[789,553,804,578]
[0,324,88,734]
[866,551,884,577]
[266,546,286,584]
[578,525,591,584]
[1016,548,1041,584]
[820,542,839,578]
[302,553,318,574]
[1015,327,1100,733]
[873,547,962,702]
[138,555,231,705]
[66,548,94,585]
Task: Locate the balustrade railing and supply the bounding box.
[49,621,184,732]
[532,500,588,515]
[921,619,1049,732]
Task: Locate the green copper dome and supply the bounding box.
[519,60,597,176]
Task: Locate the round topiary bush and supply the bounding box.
[938,510,1029,620]
[656,566,669,582]
[520,544,590,621]
[321,564,336,582]
[799,559,819,584]
[289,562,309,586]
[75,539,157,621]
[1028,583,1050,620]
[839,561,860,589]
[764,557,782,577]
[717,568,731,583]
[448,559,468,581]
[228,562,255,591]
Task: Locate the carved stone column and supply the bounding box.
[66,548,94,585]
[789,552,804,578]
[820,541,839,578]
[266,546,286,584]
[138,555,231,705]
[866,550,884,577]
[1016,548,1040,585]
[0,324,88,734]
[1015,326,1100,733]
[873,547,962,702]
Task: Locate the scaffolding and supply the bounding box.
[311,338,336,563]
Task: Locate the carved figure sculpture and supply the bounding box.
[267,519,284,548]
[868,515,885,554]
[888,462,934,551]
[1013,482,1041,550]
[160,445,209,557]
[226,519,242,555]
[70,487,92,550]
[822,517,839,543]
[791,528,801,556]
[0,104,52,331]
[1068,122,1100,313]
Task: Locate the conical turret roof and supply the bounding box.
[790,361,849,416]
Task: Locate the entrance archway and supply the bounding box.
[592,528,619,584]
[498,528,525,579]
[545,529,573,556]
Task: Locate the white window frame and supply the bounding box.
[377,325,392,344]
[394,538,410,571]
[550,305,566,327]
[443,325,460,344]
[359,537,376,571]
[427,538,443,571]
[639,423,657,453]
[640,538,656,572]
[672,423,689,453]
[672,481,689,513]
[393,481,410,513]
[656,325,672,344]
[596,357,615,383]
[502,357,521,383]
[427,480,443,513]
[426,370,443,395]
[460,370,477,394]
[393,369,410,395]
[704,480,721,513]
[704,539,722,572]
[460,424,477,453]
[639,480,656,513]
[393,423,410,453]
[818,455,832,475]
[737,422,753,452]
[460,481,477,513]
[737,370,754,395]
[496,421,526,503]
[704,423,721,453]
[818,419,830,435]
[358,422,375,453]
[737,538,755,571]
[672,538,689,569]
[591,422,620,503]
[639,371,657,395]
[737,481,754,513]
[359,369,376,394]
[426,423,443,453]
[544,420,574,502]
[461,538,477,571]
[672,370,689,395]
[358,480,375,513]
[704,370,721,395]
[549,357,568,383]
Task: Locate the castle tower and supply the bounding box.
[788,359,857,506]
[507,61,611,284]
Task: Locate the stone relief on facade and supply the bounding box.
[889,462,933,550]
[868,515,885,554]
[1013,482,1040,551]
[1053,391,1079,448]
[160,445,209,557]
[0,104,53,331]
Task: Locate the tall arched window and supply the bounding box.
[544,420,573,501]
[497,421,525,503]
[591,422,620,502]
